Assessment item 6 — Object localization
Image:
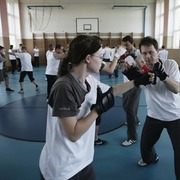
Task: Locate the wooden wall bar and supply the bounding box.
[30,32,144,65]
[2,24,179,67]
[20,32,180,67]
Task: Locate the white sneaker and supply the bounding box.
[122,139,136,146]
[124,121,140,126]
[138,159,148,166]
[138,157,159,167]
[18,89,24,94]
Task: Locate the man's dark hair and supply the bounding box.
[55,44,62,50]
[122,35,133,44]
[48,44,53,49]
[139,36,159,51]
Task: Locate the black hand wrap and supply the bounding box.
[122,66,142,80]
[134,73,152,87]
[91,87,114,115]
[149,71,157,85]
[153,61,168,81]
[127,52,137,60]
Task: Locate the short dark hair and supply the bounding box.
[55,44,62,50]
[22,46,26,50]
[139,36,159,51]
[122,35,133,44]
[48,44,53,49]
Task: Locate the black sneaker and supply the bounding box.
[35,85,39,91]
[6,88,14,92]
[94,138,108,146]
[136,121,141,126]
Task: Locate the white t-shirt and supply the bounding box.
[45,52,60,75]
[0,62,3,70]
[39,74,109,179]
[145,59,180,121]
[46,50,53,59]
[0,53,6,69]
[8,49,16,60]
[103,47,112,59]
[15,52,33,71]
[158,49,168,60]
[34,48,39,57]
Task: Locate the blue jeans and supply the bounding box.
[140,116,180,180]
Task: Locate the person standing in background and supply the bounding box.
[46,44,54,58]
[45,44,66,99]
[16,44,23,71]
[103,44,112,78]
[0,45,14,92]
[8,45,17,74]
[103,44,112,62]
[45,44,54,81]
[158,45,168,60]
[33,45,40,67]
[120,35,143,147]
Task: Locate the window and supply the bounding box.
[167,0,180,48]
[0,12,2,45]
[155,0,164,48]
[155,0,180,49]
[172,1,180,48]
[7,0,21,49]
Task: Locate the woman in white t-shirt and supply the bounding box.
[39,35,154,180]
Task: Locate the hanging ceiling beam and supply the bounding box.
[27,5,64,9]
[112,5,147,9]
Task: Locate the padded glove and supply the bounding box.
[114,46,127,59]
[114,52,121,59]
[91,87,114,115]
[153,61,168,81]
[122,66,142,80]
[134,73,152,87]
